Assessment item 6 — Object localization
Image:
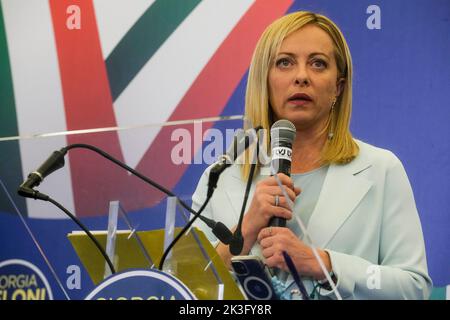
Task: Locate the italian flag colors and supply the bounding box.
[0,0,293,218]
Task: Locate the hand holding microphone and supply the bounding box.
[238,173,300,251]
[228,119,300,255]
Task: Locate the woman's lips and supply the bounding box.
[287,93,313,106]
[288,99,311,106]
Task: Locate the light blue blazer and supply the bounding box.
[192,140,432,299]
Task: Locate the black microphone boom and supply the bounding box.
[17,129,257,273]
[268,120,296,227]
[16,147,117,274]
[229,126,263,255]
[62,144,233,245]
[161,127,260,267]
[17,144,234,271]
[229,158,257,255]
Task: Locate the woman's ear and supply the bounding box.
[336,78,345,97]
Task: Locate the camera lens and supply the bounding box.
[232,261,248,275]
[244,277,273,300]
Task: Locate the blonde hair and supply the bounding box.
[242,11,359,178]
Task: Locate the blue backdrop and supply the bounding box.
[0,0,449,299]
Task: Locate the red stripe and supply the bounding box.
[50,0,128,216]
[51,0,293,216]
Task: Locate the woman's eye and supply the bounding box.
[276,58,292,68]
[311,59,327,69]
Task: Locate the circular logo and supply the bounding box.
[85,269,196,300]
[0,259,53,300]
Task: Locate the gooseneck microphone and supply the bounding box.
[229,127,262,256]
[18,147,116,274]
[160,128,259,268]
[18,144,233,245]
[18,130,256,272]
[207,129,254,198]
[229,154,258,255]
[18,150,66,200]
[268,119,296,227]
[17,141,247,274]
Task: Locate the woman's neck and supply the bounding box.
[291,128,327,174]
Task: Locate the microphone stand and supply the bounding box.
[17,143,231,275]
[160,127,260,269]
[63,144,232,244]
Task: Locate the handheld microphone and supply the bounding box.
[268,120,296,227]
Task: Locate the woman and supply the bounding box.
[192,11,432,299]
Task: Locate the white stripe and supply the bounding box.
[2,0,74,219]
[113,0,254,169]
[93,0,156,59]
[446,285,450,300]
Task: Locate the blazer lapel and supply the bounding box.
[306,160,373,248]
[222,160,373,250]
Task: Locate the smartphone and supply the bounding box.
[230,255,278,300]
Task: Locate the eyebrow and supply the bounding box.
[277,52,331,59]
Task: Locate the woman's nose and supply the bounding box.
[294,66,310,86]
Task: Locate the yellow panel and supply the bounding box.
[68,227,244,300]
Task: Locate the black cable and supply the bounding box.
[158,127,263,268]
[158,193,212,270]
[46,196,116,274]
[64,144,195,214]
[230,140,259,255]
[17,143,225,276]
[62,144,223,271]
[64,144,232,244]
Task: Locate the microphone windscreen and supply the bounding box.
[212,222,233,245]
[270,120,296,147]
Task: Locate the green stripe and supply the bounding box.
[0,3,26,216]
[106,0,201,101]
